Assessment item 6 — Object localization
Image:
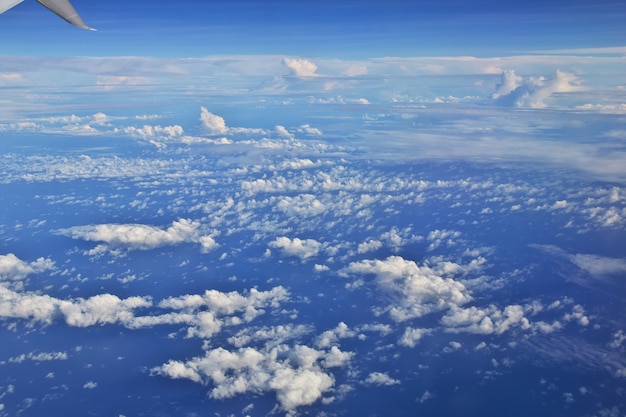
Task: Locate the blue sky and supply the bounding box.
[1,0,625,57]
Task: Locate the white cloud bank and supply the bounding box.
[57,219,217,254]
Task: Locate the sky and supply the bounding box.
[0,0,625,57]
[1,1,626,417]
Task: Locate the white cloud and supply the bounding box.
[297,124,322,136]
[269,237,322,260]
[60,294,152,328]
[491,69,522,100]
[9,351,68,363]
[441,304,535,335]
[345,256,471,321]
[57,219,217,253]
[200,107,228,134]
[0,254,55,281]
[398,327,432,348]
[364,372,400,386]
[122,124,184,140]
[274,194,326,217]
[152,342,349,413]
[83,381,98,389]
[283,57,318,77]
[493,69,585,108]
[315,322,355,348]
[357,239,383,254]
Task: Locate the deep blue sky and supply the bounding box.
[1,0,624,57]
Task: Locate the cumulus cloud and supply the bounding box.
[269,237,322,260]
[398,327,432,348]
[200,107,228,134]
[364,372,400,386]
[282,58,318,77]
[345,256,472,321]
[1,277,289,344]
[0,254,55,281]
[59,294,152,327]
[492,69,584,108]
[152,341,351,413]
[274,194,326,217]
[122,124,184,140]
[441,304,531,334]
[57,219,217,254]
[491,69,523,100]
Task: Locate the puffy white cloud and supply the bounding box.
[297,124,322,136]
[274,194,326,217]
[282,58,318,77]
[269,237,322,260]
[315,322,355,348]
[610,330,626,349]
[141,286,290,339]
[398,327,432,348]
[0,254,55,281]
[228,324,312,348]
[200,106,228,134]
[357,239,383,254]
[122,124,184,140]
[364,372,400,386]
[59,294,152,328]
[345,256,472,321]
[152,342,348,413]
[0,285,61,324]
[441,304,540,335]
[493,69,584,108]
[491,69,522,100]
[57,219,217,253]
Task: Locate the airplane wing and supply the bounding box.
[0,0,24,14]
[36,0,94,30]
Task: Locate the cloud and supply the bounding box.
[0,72,23,84]
[398,327,432,348]
[283,58,318,77]
[531,244,626,281]
[269,237,322,260]
[0,254,55,281]
[8,351,68,363]
[200,107,228,134]
[57,219,217,254]
[122,124,184,140]
[492,69,584,108]
[59,294,152,327]
[345,256,472,321]
[491,69,523,100]
[364,372,400,386]
[152,341,351,413]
